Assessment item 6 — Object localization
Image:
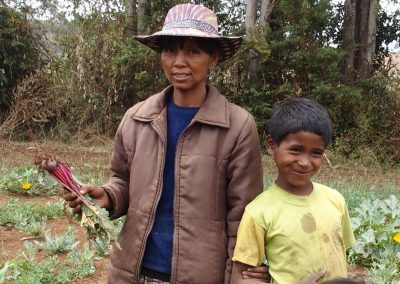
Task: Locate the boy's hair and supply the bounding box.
[268,97,332,146]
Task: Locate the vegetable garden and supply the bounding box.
[1,0,400,282]
[0,140,399,283]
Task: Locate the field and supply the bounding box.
[0,140,399,283]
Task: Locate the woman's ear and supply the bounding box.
[266,135,275,156]
[209,53,219,70]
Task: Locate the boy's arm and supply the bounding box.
[342,200,356,249]
[231,210,266,283]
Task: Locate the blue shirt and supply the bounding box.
[142,98,199,273]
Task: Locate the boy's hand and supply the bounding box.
[297,269,326,284]
[242,265,271,282]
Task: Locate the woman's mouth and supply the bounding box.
[172,73,191,80]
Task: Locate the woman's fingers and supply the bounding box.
[297,269,327,284]
[72,204,82,215]
[64,184,108,212]
[68,196,82,208]
[242,266,271,282]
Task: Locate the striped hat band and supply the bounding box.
[134,3,243,61]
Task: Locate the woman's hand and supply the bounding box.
[242,265,271,282]
[63,184,111,214]
[297,269,326,284]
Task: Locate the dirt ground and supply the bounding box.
[0,194,109,283]
[0,140,112,283]
[0,139,398,283]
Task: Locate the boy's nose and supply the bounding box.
[297,155,311,167]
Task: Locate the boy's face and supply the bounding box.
[267,131,325,196]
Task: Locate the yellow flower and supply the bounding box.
[21,181,31,190]
[394,233,400,244]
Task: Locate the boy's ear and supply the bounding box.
[266,135,275,155]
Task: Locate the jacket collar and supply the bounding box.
[131,84,230,128]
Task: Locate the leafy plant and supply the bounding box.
[348,195,400,283]
[0,242,96,283]
[0,166,59,196]
[2,256,61,283]
[17,219,47,238]
[21,241,39,262]
[36,227,79,255]
[0,198,63,229]
[37,155,120,255]
[58,245,96,280]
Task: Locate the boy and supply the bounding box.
[231,98,356,284]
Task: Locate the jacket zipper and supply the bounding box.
[135,117,167,283]
[171,123,193,283]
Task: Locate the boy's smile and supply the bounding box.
[267,131,325,196]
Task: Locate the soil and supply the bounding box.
[0,140,398,283]
[0,140,112,283]
[0,194,109,283]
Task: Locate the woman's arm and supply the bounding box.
[226,114,264,283]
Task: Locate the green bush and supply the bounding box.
[0,166,59,196]
[0,198,64,229]
[0,7,41,112]
[348,195,400,283]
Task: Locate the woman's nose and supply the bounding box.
[173,50,186,66]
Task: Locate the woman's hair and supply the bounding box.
[268,97,332,146]
[160,36,222,56]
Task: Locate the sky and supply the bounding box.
[16,0,400,51]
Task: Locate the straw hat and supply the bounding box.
[134,4,243,61]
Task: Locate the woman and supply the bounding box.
[65,4,266,283]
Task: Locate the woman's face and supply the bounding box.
[161,37,219,95]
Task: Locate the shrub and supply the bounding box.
[0,166,59,196]
[0,7,42,112]
[348,195,400,283]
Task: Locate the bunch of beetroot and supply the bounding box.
[37,155,119,255]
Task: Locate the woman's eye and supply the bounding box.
[163,47,175,53]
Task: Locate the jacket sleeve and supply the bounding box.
[225,113,264,284]
[101,110,131,219]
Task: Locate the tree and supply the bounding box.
[125,0,137,37]
[342,0,379,82]
[137,0,150,34]
[342,0,357,83]
[0,6,41,112]
[259,0,275,29]
[245,0,257,34]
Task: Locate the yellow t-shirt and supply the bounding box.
[232,182,355,284]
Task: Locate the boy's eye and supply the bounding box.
[289,148,302,153]
[312,151,324,157]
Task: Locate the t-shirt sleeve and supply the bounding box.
[232,210,265,267]
[342,201,356,249]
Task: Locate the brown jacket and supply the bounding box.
[103,85,263,284]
